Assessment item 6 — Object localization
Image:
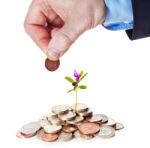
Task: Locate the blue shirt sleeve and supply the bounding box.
[103,0,134,31]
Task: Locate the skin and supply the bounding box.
[24,0,106,61]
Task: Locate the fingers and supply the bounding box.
[24,1,63,54]
[47,17,87,61]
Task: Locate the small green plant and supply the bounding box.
[65,70,88,112]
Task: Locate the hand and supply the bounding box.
[24,0,106,61]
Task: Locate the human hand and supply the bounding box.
[24,0,106,61]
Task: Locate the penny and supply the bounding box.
[16,131,25,138]
[20,122,41,135]
[115,123,124,130]
[42,133,58,142]
[78,122,100,136]
[45,58,60,72]
[86,114,103,123]
[44,125,62,134]
[62,124,77,133]
[59,111,76,121]
[58,132,73,142]
[52,105,69,115]
[95,126,115,139]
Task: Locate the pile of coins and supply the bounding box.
[17,103,124,142]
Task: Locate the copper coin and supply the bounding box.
[45,58,60,71]
[78,122,100,136]
[16,131,36,138]
[62,124,77,133]
[42,133,58,142]
[21,132,36,138]
[16,131,25,138]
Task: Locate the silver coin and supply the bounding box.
[66,116,84,125]
[21,122,41,135]
[72,103,88,113]
[57,132,73,142]
[59,111,76,121]
[37,129,45,139]
[98,114,108,124]
[74,131,93,140]
[115,123,124,130]
[45,113,58,118]
[48,116,62,125]
[38,118,51,127]
[44,125,62,134]
[86,114,103,123]
[52,105,69,115]
[103,118,116,127]
[95,126,115,139]
[77,108,93,117]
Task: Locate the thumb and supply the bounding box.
[47,19,86,61]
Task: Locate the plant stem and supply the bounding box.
[75,88,78,112]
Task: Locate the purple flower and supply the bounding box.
[74,70,81,81]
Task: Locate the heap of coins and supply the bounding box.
[17,103,124,142]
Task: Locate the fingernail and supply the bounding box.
[48,48,61,59]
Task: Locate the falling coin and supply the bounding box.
[44,125,62,134]
[45,58,60,72]
[42,133,59,142]
[62,124,77,133]
[86,114,103,123]
[20,122,41,136]
[66,116,84,125]
[52,105,69,115]
[115,123,124,130]
[78,122,100,136]
[103,118,116,127]
[58,132,73,142]
[95,126,115,139]
[59,111,76,121]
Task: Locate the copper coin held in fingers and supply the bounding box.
[78,122,100,136]
[45,58,60,71]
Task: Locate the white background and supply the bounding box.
[0,0,150,148]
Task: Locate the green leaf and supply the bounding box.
[67,89,74,93]
[78,85,87,89]
[65,76,74,83]
[78,73,88,83]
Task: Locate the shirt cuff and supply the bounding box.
[103,0,134,30]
